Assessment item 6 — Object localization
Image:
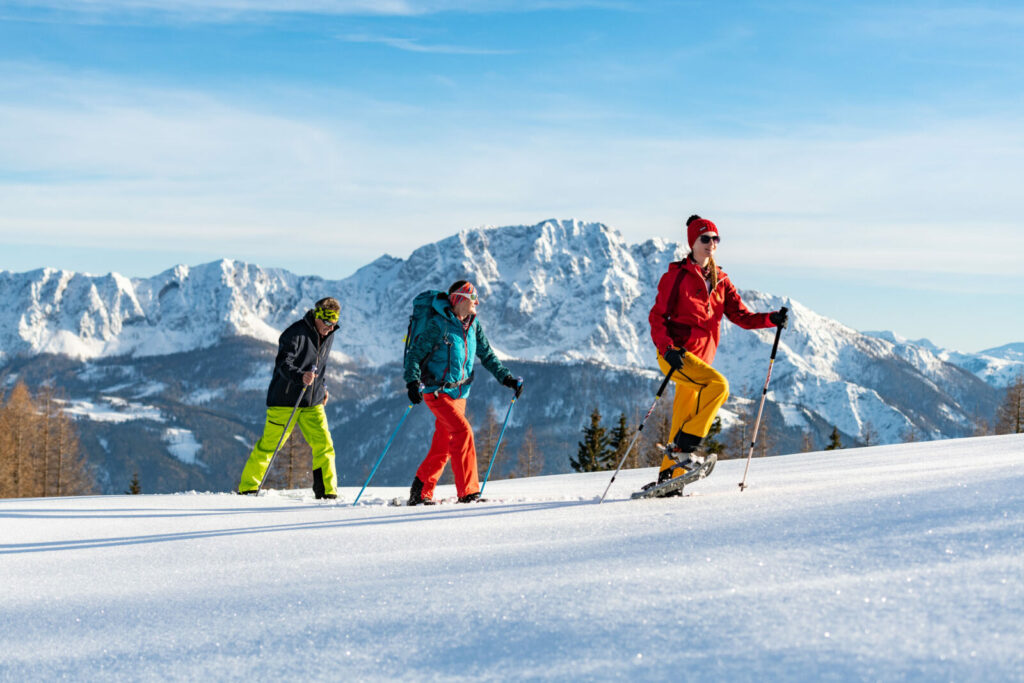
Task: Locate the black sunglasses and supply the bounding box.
[698,234,721,245]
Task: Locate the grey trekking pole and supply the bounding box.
[256,364,316,494]
[598,365,677,503]
[739,307,788,492]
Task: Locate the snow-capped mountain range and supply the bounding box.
[0,219,1015,493]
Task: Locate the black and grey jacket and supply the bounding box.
[265,310,336,408]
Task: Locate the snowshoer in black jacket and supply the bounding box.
[237,297,341,498]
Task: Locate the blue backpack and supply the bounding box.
[403,290,448,370]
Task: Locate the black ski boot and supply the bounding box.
[457,492,486,503]
[408,477,437,506]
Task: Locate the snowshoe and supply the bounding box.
[632,453,717,499]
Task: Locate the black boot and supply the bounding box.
[312,468,339,500]
[672,430,703,453]
[408,477,436,506]
[457,492,485,504]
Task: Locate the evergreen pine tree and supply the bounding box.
[608,413,634,469]
[570,407,611,472]
[824,426,842,451]
[126,472,142,495]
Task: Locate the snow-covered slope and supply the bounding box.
[2,435,1022,680]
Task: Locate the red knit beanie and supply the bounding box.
[687,216,718,248]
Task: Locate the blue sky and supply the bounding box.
[1,1,1022,351]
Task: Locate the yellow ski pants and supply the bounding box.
[237,405,338,496]
[657,351,730,442]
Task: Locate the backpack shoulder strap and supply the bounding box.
[664,261,688,321]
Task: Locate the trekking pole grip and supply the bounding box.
[769,307,787,358]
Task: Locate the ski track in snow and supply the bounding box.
[1,435,1022,681]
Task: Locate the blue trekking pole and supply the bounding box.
[353,404,414,506]
[480,381,522,496]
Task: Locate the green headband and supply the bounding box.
[314,307,339,323]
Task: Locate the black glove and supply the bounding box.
[503,375,524,398]
[663,348,685,369]
[769,309,788,328]
[406,381,422,405]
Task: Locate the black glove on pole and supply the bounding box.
[663,348,685,369]
[503,375,524,398]
[407,381,423,405]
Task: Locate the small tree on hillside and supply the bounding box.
[824,426,843,451]
[513,426,544,478]
[265,429,313,490]
[726,403,751,461]
[995,373,1024,435]
[641,410,673,468]
[756,411,777,459]
[476,404,502,481]
[861,420,878,447]
[570,407,611,473]
[800,431,815,453]
[902,425,919,443]
[126,472,142,495]
[703,417,725,458]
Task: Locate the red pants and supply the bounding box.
[416,393,479,499]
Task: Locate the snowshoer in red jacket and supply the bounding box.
[648,215,787,487]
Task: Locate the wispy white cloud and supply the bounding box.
[854,5,1024,36]
[339,33,514,55]
[2,0,627,20]
[2,62,1023,281]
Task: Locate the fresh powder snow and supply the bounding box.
[1,434,1022,680]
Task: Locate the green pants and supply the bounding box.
[238,405,338,496]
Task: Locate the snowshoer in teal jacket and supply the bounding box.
[403,280,523,504]
[404,287,512,400]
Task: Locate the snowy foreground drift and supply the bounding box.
[2,436,1023,681]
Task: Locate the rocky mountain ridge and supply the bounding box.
[0,219,1008,493]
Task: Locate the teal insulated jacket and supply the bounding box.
[403,297,512,399]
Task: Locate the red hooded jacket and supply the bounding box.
[649,259,774,363]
